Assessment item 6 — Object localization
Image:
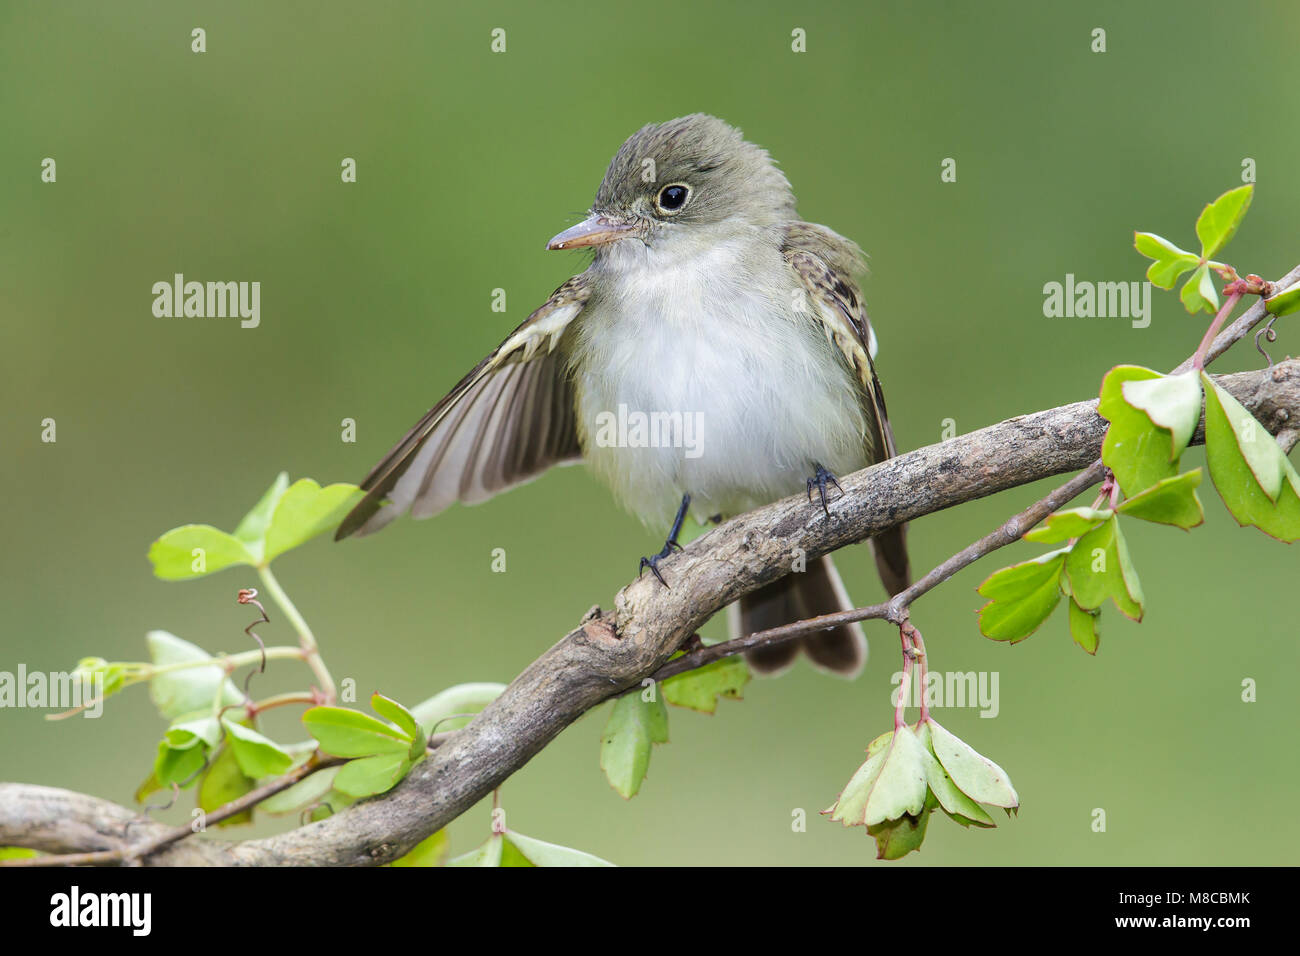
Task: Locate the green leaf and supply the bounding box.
[70,657,131,700]
[505,830,617,867]
[0,847,40,860]
[1065,515,1143,620]
[146,631,242,719]
[1067,599,1100,655]
[599,693,669,799]
[825,726,930,827]
[257,765,341,815]
[498,837,537,867]
[232,472,290,559]
[154,724,210,788]
[134,770,163,803]
[409,682,506,735]
[1264,281,1300,318]
[1133,232,1199,289]
[167,713,223,748]
[1121,371,1202,461]
[1195,184,1253,259]
[1180,263,1219,314]
[263,479,364,563]
[198,744,255,825]
[926,719,1019,809]
[370,693,419,740]
[390,830,449,867]
[448,833,505,867]
[147,525,256,580]
[1098,366,1181,496]
[302,705,412,757]
[1202,373,1288,501]
[867,808,931,860]
[333,751,412,798]
[1202,374,1300,541]
[976,550,1066,643]
[915,723,995,827]
[1023,507,1112,544]
[662,656,749,713]
[1116,470,1204,529]
[221,718,294,778]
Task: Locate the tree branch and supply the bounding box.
[4,354,1297,865]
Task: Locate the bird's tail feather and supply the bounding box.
[734,554,867,679]
[734,531,911,679]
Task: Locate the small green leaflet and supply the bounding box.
[262,479,365,563]
[302,694,426,799]
[146,631,242,720]
[233,472,290,552]
[334,752,410,798]
[1264,281,1300,318]
[148,473,363,579]
[868,807,931,860]
[1195,184,1253,260]
[448,830,615,867]
[1133,232,1199,289]
[1201,373,1295,502]
[1116,470,1204,530]
[390,830,449,867]
[221,718,294,778]
[154,714,220,787]
[1179,264,1219,315]
[1135,185,1251,314]
[1065,515,1143,620]
[1023,507,1112,544]
[826,720,1016,859]
[662,655,749,713]
[302,705,412,758]
[925,719,1019,809]
[976,549,1066,642]
[824,726,929,828]
[198,744,255,826]
[914,723,995,828]
[1098,366,1181,496]
[256,764,340,816]
[599,692,668,799]
[1067,599,1101,655]
[147,526,256,581]
[1120,370,1202,462]
[1202,374,1300,542]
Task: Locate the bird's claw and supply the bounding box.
[638,546,674,588]
[806,464,844,516]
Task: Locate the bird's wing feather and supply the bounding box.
[335,275,590,539]
[782,222,897,460]
[783,222,910,595]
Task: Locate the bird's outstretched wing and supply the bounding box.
[335,275,591,540]
[782,222,910,594]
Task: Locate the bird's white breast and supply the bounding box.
[566,236,870,530]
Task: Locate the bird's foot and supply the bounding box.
[638,541,682,588]
[638,493,692,589]
[806,464,844,516]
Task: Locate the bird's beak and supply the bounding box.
[546,215,639,251]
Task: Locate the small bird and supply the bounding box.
[337,114,909,678]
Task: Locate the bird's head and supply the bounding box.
[546,114,795,259]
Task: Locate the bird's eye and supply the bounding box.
[656,183,690,213]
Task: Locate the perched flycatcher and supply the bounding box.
[337,114,910,679]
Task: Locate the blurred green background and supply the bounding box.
[3,0,1298,866]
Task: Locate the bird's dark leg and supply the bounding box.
[639,493,691,588]
[806,463,844,516]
